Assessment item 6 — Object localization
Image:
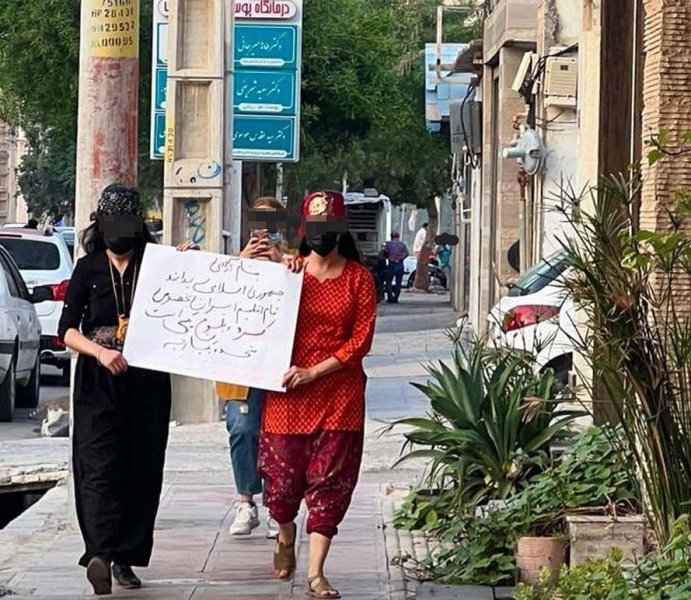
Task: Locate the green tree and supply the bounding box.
[0,0,160,217]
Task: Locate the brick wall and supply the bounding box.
[640,0,691,301]
[640,0,691,229]
[0,124,12,223]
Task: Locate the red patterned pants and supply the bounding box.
[258,430,364,539]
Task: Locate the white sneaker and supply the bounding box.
[266,517,279,540]
[229,502,260,536]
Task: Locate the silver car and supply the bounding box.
[0,245,53,421]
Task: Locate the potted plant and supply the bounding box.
[514,516,568,585]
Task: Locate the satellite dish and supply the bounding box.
[502,129,544,176]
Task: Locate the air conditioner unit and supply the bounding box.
[450,97,482,157]
[544,57,578,108]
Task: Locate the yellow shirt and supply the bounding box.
[216,382,249,401]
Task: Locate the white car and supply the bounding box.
[487,251,576,385]
[55,226,75,257]
[0,229,74,383]
[0,245,52,420]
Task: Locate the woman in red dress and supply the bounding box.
[259,191,377,599]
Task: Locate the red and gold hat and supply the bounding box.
[298,191,347,236]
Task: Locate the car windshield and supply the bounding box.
[508,252,568,297]
[0,238,61,270]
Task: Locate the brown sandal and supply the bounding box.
[273,523,296,581]
[307,575,341,599]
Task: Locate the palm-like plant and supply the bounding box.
[390,340,582,506]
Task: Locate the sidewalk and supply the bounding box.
[0,290,458,599]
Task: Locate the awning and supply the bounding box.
[343,192,392,212]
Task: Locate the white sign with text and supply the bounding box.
[123,244,303,392]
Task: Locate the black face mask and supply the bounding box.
[104,236,136,256]
[307,233,339,257]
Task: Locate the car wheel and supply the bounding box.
[407,271,415,288]
[17,355,40,409]
[0,356,16,422]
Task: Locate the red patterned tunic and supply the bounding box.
[263,260,377,434]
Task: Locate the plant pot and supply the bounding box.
[566,514,646,568]
[515,536,567,585]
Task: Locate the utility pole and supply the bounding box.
[72,0,141,521]
[163,0,227,423]
[75,0,140,247]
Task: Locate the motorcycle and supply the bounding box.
[404,255,448,290]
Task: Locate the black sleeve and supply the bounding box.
[58,258,90,341]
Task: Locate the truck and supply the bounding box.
[343,191,392,302]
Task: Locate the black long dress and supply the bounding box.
[58,250,171,568]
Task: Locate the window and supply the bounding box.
[0,238,60,270]
[508,252,568,297]
[0,253,20,298]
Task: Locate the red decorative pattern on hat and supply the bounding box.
[302,191,346,218]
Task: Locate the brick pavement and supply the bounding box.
[0,291,458,599]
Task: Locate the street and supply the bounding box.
[3,367,68,441]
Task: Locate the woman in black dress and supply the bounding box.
[58,184,171,595]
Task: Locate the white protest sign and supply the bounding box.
[123,244,303,392]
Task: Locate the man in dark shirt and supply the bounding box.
[382,232,409,304]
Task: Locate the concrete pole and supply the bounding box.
[71,0,140,522]
[75,0,140,245]
[163,0,226,423]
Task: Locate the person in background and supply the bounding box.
[382,232,409,304]
[220,197,291,539]
[25,218,39,229]
[413,222,429,257]
[436,242,452,274]
[179,197,297,541]
[58,185,171,595]
[260,191,377,599]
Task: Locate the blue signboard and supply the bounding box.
[154,68,167,111]
[234,70,297,115]
[233,116,298,161]
[151,113,166,158]
[156,22,167,66]
[151,1,303,162]
[234,25,299,69]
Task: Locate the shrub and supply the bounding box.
[389,338,582,509]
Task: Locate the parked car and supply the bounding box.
[0,245,53,420]
[403,254,448,289]
[2,223,29,228]
[487,251,576,385]
[55,227,75,257]
[0,229,73,384]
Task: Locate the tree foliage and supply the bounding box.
[287,0,479,207]
[0,0,479,217]
[0,0,160,218]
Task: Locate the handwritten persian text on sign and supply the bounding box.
[235,0,298,20]
[88,0,138,59]
[123,245,304,392]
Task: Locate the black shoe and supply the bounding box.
[86,557,112,596]
[112,564,142,589]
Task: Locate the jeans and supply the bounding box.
[386,262,405,302]
[225,388,264,496]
